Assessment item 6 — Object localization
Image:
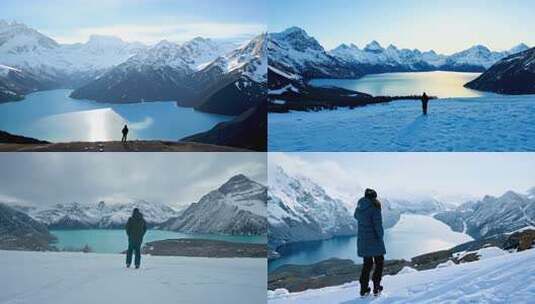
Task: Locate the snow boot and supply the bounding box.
[373,285,383,296]
[360,286,371,297]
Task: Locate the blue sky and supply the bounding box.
[268,0,535,54]
[0,0,266,44]
[270,153,535,205]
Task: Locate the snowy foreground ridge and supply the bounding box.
[0,250,266,304]
[268,249,535,304]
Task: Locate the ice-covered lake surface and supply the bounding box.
[0,89,233,142]
[51,229,267,254]
[269,95,535,151]
[268,215,472,272]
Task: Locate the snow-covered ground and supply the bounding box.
[269,95,535,151]
[0,250,266,304]
[268,249,535,304]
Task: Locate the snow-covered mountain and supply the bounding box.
[269,27,530,80]
[268,166,358,251]
[268,27,363,80]
[70,34,266,115]
[0,20,145,86]
[268,247,535,303]
[191,33,267,115]
[465,47,535,94]
[161,174,267,235]
[0,203,54,250]
[434,190,535,239]
[28,200,180,229]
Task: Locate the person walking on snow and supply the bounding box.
[421,92,430,115]
[125,208,147,269]
[354,188,386,297]
[121,124,129,142]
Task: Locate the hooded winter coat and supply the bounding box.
[354,197,386,257]
[126,210,147,245]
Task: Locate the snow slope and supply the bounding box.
[0,250,265,304]
[268,248,535,303]
[268,95,535,152]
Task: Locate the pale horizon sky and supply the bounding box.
[268,0,535,54]
[0,0,266,44]
[0,153,267,208]
[269,153,535,205]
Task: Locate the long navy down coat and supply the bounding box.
[354,197,386,257]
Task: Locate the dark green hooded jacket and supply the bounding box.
[126,209,147,245]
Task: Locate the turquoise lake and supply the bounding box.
[0,89,233,142]
[51,229,266,254]
[268,214,472,272]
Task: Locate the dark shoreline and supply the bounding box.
[142,238,267,258]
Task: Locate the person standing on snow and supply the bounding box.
[354,188,386,297]
[421,92,430,115]
[125,208,147,269]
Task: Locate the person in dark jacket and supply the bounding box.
[121,125,129,142]
[125,208,147,269]
[421,92,430,115]
[354,188,386,296]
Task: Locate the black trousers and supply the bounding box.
[360,255,384,288]
[126,241,141,267]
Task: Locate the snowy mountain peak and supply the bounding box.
[364,40,384,53]
[218,174,261,194]
[270,27,324,53]
[0,20,59,53]
[468,44,491,53]
[509,43,530,54]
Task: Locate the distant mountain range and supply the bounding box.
[269,26,530,81]
[28,200,180,229]
[434,190,535,239]
[0,20,267,150]
[465,47,535,94]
